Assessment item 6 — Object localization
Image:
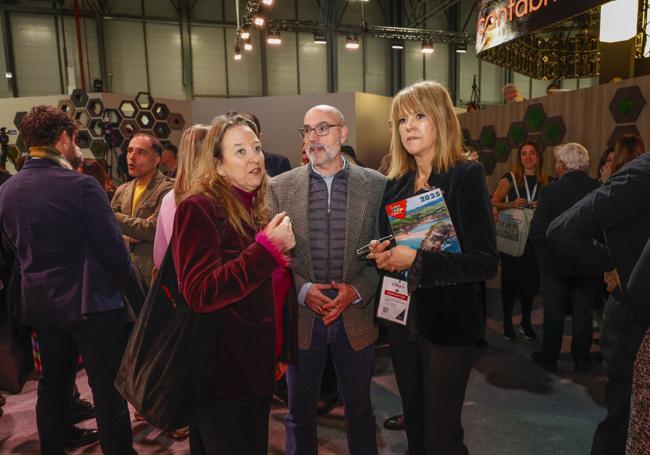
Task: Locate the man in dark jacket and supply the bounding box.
[530,143,600,372]
[547,151,650,455]
[0,106,135,454]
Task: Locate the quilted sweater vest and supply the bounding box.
[308,167,348,299]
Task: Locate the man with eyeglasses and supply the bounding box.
[268,104,386,455]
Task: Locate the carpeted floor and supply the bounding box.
[0,289,607,454]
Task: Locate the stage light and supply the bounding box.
[391,39,404,50]
[421,40,433,54]
[345,35,359,50]
[234,46,242,60]
[244,38,253,51]
[240,29,250,40]
[314,32,327,44]
[262,0,274,5]
[267,30,282,45]
[456,43,467,53]
[254,16,265,27]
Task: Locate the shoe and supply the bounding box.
[475,337,489,348]
[68,397,95,424]
[383,414,405,431]
[64,426,99,449]
[316,393,338,416]
[503,324,516,341]
[531,350,557,371]
[574,358,593,374]
[519,324,537,341]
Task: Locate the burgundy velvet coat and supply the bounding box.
[171,192,298,401]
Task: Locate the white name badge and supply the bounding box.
[377,276,410,326]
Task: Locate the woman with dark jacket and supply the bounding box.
[171,115,298,455]
[368,81,498,454]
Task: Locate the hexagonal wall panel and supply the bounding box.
[13,111,27,131]
[58,100,74,118]
[119,119,140,138]
[86,98,104,118]
[153,121,171,139]
[479,126,496,149]
[75,130,92,148]
[608,124,642,149]
[104,127,125,148]
[167,112,185,130]
[71,89,89,108]
[159,139,172,148]
[152,103,170,120]
[609,85,646,124]
[524,103,546,133]
[119,100,138,119]
[541,116,566,147]
[493,138,511,163]
[89,139,105,158]
[136,111,155,129]
[103,108,122,126]
[136,92,154,110]
[88,119,104,138]
[507,121,528,149]
[478,150,496,176]
[73,110,91,128]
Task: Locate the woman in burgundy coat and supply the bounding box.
[171,114,298,455]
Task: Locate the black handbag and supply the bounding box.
[115,245,218,431]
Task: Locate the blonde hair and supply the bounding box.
[188,115,270,239]
[174,124,210,204]
[387,81,466,179]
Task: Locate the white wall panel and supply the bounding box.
[513,71,530,99]
[365,37,390,96]
[531,78,549,99]
[458,51,479,105]
[104,20,147,95]
[146,23,185,99]
[190,1,223,21]
[480,60,504,104]
[143,0,178,18]
[424,43,449,90]
[226,30,263,96]
[105,0,141,16]
[0,21,10,98]
[404,40,424,87]
[337,35,363,92]
[12,14,61,96]
[298,33,327,95]
[62,16,101,92]
[269,0,297,20]
[191,26,227,96]
[266,31,298,96]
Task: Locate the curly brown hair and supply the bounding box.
[20,105,77,148]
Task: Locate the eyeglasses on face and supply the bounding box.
[298,122,344,138]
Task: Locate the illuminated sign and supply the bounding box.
[476,0,609,54]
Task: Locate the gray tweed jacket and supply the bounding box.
[268,162,386,351]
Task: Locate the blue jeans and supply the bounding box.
[285,317,377,455]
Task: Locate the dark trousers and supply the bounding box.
[540,272,596,362]
[35,308,134,455]
[591,295,645,455]
[285,317,377,455]
[189,396,272,455]
[388,327,474,455]
[500,247,538,328]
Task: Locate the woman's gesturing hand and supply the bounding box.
[263,212,296,253]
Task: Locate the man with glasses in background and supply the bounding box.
[268,104,386,455]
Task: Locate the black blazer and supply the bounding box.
[529,170,600,277]
[378,160,499,346]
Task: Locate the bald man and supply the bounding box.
[268,105,386,455]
